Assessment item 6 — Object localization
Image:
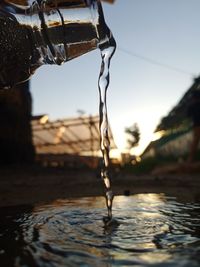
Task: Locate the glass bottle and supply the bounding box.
[0,0,113,89]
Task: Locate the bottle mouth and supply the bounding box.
[30,0,116,64]
[92,0,116,50]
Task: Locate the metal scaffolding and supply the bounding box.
[31,115,116,167]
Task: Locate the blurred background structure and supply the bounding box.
[0,82,34,165]
[142,76,200,160]
[32,114,116,168]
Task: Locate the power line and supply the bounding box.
[118,46,195,77]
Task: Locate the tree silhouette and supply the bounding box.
[125,123,140,150]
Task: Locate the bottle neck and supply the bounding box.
[29,0,112,66]
[29,1,66,65]
[1,0,114,66]
[29,1,98,65]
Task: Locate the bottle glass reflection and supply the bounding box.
[0,0,113,88]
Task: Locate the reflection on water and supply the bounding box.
[0,194,200,267]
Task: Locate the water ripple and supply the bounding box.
[0,194,200,267]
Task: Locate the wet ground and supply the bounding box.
[0,165,200,266]
[0,194,200,267]
[0,165,199,207]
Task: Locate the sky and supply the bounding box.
[30,0,200,156]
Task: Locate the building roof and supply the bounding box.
[155,76,200,132]
[141,77,200,158]
[32,115,116,156]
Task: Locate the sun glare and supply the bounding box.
[110,109,162,157]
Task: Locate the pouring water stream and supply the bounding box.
[98,37,116,222]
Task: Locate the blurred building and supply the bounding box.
[142,76,200,159]
[0,81,35,165]
[32,114,116,168]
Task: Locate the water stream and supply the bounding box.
[98,37,116,222]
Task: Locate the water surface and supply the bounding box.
[0,193,200,267]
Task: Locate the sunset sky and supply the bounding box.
[31,0,200,156]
